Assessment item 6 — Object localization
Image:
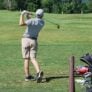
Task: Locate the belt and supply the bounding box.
[23,37,37,40]
[30,37,37,40]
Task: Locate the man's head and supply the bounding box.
[36,9,44,18]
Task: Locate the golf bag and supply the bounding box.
[80,53,92,92]
[80,53,92,67]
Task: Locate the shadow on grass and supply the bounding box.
[42,75,69,83]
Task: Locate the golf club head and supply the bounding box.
[57,25,60,29]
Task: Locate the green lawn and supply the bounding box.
[0,10,92,92]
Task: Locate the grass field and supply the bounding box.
[0,10,92,92]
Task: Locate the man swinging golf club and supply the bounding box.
[19,9,45,83]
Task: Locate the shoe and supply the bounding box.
[25,75,34,81]
[36,71,44,83]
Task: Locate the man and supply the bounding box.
[19,9,45,83]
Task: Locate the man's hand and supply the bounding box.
[19,10,33,26]
[21,10,32,15]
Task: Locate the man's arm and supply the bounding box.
[19,14,26,26]
[19,10,32,26]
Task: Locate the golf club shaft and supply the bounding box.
[44,18,59,26]
[27,12,59,26]
[24,11,60,29]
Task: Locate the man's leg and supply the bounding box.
[31,58,40,73]
[24,58,30,77]
[22,38,35,81]
[30,40,43,82]
[31,58,43,83]
[24,58,34,81]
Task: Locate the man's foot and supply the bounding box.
[25,75,34,81]
[36,71,44,83]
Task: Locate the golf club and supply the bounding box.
[21,10,60,29]
[44,18,60,29]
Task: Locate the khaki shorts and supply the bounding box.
[21,38,38,59]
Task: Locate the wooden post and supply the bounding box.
[69,56,75,92]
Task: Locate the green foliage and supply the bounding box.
[16,0,27,10]
[0,0,4,9]
[27,0,42,11]
[62,3,73,13]
[3,0,17,10]
[41,0,54,13]
[81,3,88,13]
[0,0,92,13]
[87,0,92,12]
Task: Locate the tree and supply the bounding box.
[87,0,92,12]
[41,0,62,13]
[3,0,17,10]
[0,0,91,14]
[80,3,88,13]
[52,0,62,13]
[41,0,54,13]
[0,0,4,9]
[16,0,27,10]
[27,0,42,11]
